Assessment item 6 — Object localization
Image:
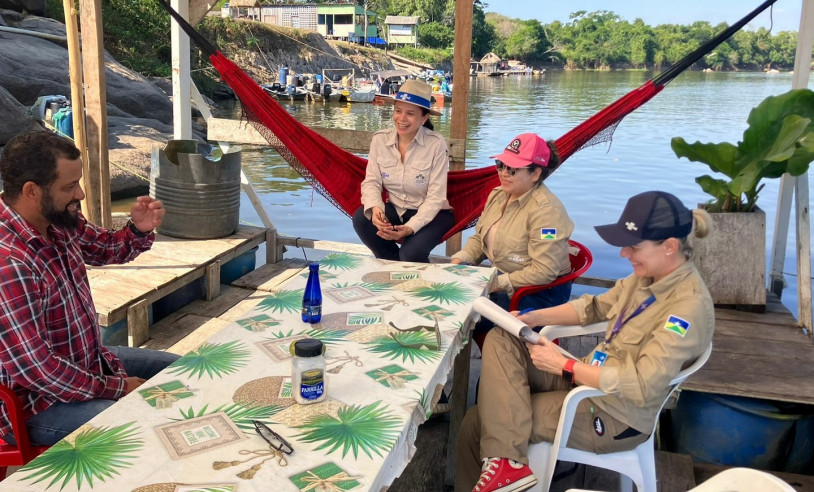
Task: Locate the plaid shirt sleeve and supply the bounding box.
[0,257,125,402]
[76,217,154,266]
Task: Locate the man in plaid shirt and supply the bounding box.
[0,131,179,446]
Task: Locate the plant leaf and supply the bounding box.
[672,138,739,178]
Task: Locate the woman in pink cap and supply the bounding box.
[451,133,574,347]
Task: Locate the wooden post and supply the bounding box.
[127,300,150,347]
[445,0,474,257]
[78,0,111,228]
[172,0,192,140]
[205,261,221,301]
[770,0,814,335]
[62,0,90,215]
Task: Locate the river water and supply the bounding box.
[221,70,814,317]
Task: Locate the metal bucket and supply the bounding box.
[150,140,242,239]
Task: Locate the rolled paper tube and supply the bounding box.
[471,297,541,344]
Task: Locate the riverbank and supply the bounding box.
[0,10,397,196]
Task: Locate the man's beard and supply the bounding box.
[42,191,81,229]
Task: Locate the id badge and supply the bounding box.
[590,350,608,366]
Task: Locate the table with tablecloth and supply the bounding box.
[0,254,495,492]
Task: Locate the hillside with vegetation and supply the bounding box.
[44,0,802,79]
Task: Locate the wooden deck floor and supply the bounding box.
[683,294,814,404]
[87,225,267,346]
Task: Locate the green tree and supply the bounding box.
[418,21,454,48]
[502,19,549,63]
[471,0,497,58]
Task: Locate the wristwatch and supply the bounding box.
[127,220,152,238]
[562,359,577,387]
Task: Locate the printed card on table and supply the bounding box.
[155,411,246,460]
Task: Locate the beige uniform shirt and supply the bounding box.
[569,261,715,433]
[360,126,451,234]
[451,183,573,294]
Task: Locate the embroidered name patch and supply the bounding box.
[540,228,557,240]
[664,315,691,337]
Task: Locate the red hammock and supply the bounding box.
[157,0,777,242]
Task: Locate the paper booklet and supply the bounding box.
[472,297,541,344]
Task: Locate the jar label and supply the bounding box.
[299,369,324,401]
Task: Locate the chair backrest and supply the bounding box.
[0,384,49,478]
[507,240,593,312]
[647,343,713,436]
[566,240,593,278]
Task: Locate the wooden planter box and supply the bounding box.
[693,207,766,309]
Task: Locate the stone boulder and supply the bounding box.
[0,0,45,16]
[0,85,43,143]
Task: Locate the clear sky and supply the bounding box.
[485,0,804,33]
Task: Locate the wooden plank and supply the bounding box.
[127,300,149,347]
[205,261,221,301]
[278,237,372,256]
[217,290,276,323]
[444,340,471,487]
[207,118,467,160]
[713,317,807,342]
[142,311,230,354]
[655,451,696,492]
[231,260,308,292]
[78,0,110,227]
[178,285,255,318]
[90,226,266,325]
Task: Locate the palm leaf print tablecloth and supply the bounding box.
[1,255,495,492]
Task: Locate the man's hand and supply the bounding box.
[123,376,146,395]
[130,196,165,233]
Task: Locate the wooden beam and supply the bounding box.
[127,300,150,347]
[171,0,192,139]
[62,0,90,220]
[206,117,466,160]
[445,0,474,258]
[78,0,111,228]
[205,260,221,301]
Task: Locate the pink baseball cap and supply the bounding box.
[490,133,551,168]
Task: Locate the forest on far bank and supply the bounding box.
[43,0,803,77]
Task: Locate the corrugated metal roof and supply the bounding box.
[229,0,260,7]
[385,15,419,25]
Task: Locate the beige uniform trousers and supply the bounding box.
[455,328,649,491]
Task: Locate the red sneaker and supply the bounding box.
[473,457,538,492]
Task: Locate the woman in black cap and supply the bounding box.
[456,191,715,492]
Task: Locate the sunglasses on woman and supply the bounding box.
[495,160,531,176]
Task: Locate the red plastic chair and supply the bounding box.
[474,240,593,350]
[0,384,50,479]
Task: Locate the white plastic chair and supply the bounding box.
[689,467,796,492]
[525,322,713,492]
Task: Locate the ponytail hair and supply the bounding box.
[678,209,713,260]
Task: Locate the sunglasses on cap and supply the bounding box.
[495,160,532,176]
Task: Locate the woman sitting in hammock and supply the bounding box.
[352,80,455,263]
[451,134,574,342]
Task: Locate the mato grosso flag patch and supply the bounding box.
[664,315,690,337]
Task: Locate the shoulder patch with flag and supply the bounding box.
[540,228,557,240]
[664,315,690,337]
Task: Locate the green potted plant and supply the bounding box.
[671,88,814,307]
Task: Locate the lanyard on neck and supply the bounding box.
[604,294,656,346]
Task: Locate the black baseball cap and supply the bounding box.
[594,191,693,247]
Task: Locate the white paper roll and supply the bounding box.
[472,297,541,344]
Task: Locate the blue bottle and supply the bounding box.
[301,262,322,323]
